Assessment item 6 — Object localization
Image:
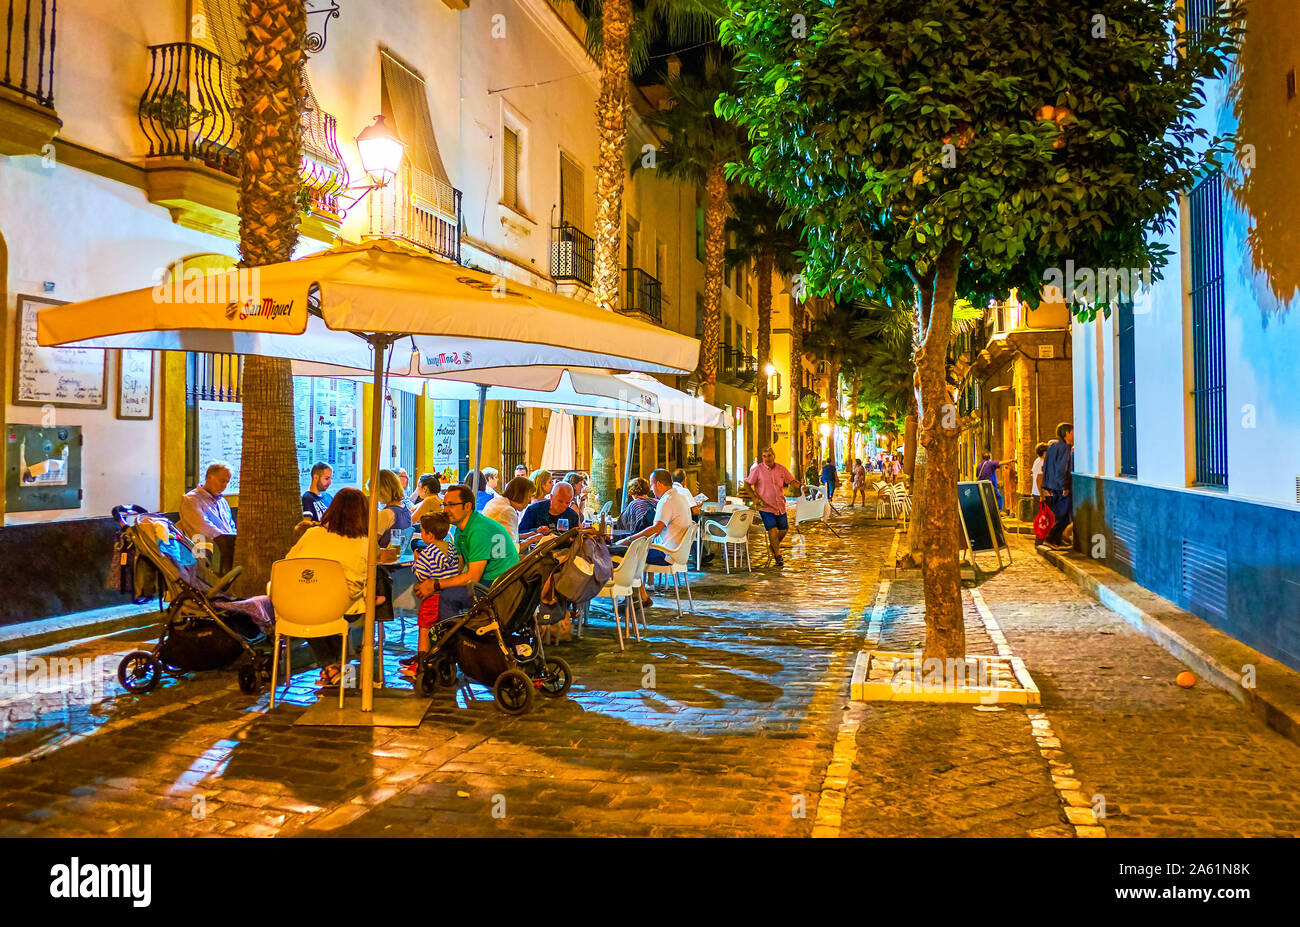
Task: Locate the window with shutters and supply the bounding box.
[1188,171,1227,488]
[1117,298,1138,476]
[559,152,584,230]
[503,125,522,212]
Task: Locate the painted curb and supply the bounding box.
[1037,545,1300,749]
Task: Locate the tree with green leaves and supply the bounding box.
[721,0,1238,660]
[640,54,749,492]
[725,189,803,455]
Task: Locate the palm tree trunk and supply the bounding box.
[755,250,773,454]
[847,372,861,473]
[698,159,726,492]
[825,357,840,469]
[232,0,305,598]
[591,419,618,514]
[915,243,965,663]
[903,397,918,479]
[592,0,631,310]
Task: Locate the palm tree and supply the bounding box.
[577,0,719,310]
[640,54,747,491]
[231,0,306,596]
[725,190,802,456]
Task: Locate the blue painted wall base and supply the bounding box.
[1074,475,1300,673]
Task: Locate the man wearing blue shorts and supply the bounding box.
[745,447,801,567]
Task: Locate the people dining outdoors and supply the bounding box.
[609,469,692,606]
[396,468,411,500]
[416,484,519,619]
[179,461,237,542]
[371,468,412,548]
[301,462,334,522]
[617,478,658,532]
[671,467,704,513]
[283,487,372,688]
[564,471,590,519]
[514,464,529,480]
[529,468,554,502]
[745,447,801,568]
[483,476,538,545]
[474,467,501,510]
[518,481,582,534]
[409,473,444,523]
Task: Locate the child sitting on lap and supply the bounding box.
[400,512,460,679]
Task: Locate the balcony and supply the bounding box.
[365,163,462,263]
[0,0,61,156]
[718,347,758,390]
[550,222,594,287]
[138,42,348,243]
[622,267,662,324]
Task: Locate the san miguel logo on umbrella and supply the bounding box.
[225,296,296,322]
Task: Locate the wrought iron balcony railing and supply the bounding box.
[622,267,662,323]
[139,43,238,173]
[366,162,462,263]
[140,42,351,223]
[2,0,57,107]
[550,222,594,287]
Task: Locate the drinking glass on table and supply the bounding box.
[558,518,570,532]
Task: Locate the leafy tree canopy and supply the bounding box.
[718,0,1240,318]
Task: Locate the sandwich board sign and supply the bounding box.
[957,480,1012,573]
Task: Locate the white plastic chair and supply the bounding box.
[645,523,698,617]
[268,558,355,708]
[601,535,651,650]
[600,500,614,518]
[702,509,754,573]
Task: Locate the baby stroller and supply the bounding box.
[108,504,275,695]
[412,526,609,714]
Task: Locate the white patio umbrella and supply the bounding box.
[539,410,576,472]
[38,240,698,715]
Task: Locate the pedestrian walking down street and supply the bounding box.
[850,459,868,507]
[1041,423,1074,548]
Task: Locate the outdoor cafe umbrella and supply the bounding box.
[37,239,698,715]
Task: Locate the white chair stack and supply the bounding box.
[600,535,651,650]
[702,508,754,573]
[646,522,698,617]
[268,558,354,708]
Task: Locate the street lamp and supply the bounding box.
[336,115,405,214]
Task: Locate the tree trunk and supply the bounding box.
[903,399,918,480]
[592,0,631,310]
[697,159,727,492]
[591,418,618,514]
[232,0,305,598]
[846,372,861,473]
[916,244,966,662]
[755,250,773,454]
[825,357,839,469]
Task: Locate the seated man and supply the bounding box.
[518,481,582,534]
[610,469,692,606]
[301,462,334,521]
[179,461,237,568]
[416,484,520,619]
[745,446,800,568]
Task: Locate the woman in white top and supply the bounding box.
[284,487,373,685]
[483,476,551,551]
[1031,442,1049,499]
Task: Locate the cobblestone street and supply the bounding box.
[3,510,1299,837]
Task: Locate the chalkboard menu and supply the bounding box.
[12,295,107,408]
[197,400,244,494]
[116,349,154,420]
[957,479,1012,570]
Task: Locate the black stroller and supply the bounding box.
[108,504,275,695]
[413,527,606,714]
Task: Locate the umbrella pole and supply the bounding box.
[621,417,636,511]
[360,337,388,712]
[472,384,486,495]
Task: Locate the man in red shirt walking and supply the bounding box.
[745,447,802,567]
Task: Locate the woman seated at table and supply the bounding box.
[409,472,443,524]
[371,468,412,548]
[284,488,379,687]
[529,469,553,502]
[484,476,550,552]
[616,478,657,533]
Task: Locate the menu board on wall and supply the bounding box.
[197,400,243,495]
[116,349,154,419]
[432,399,460,483]
[294,377,360,491]
[12,295,107,408]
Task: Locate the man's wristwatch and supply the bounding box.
[433,579,441,592]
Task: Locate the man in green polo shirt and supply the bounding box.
[415,483,519,619]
